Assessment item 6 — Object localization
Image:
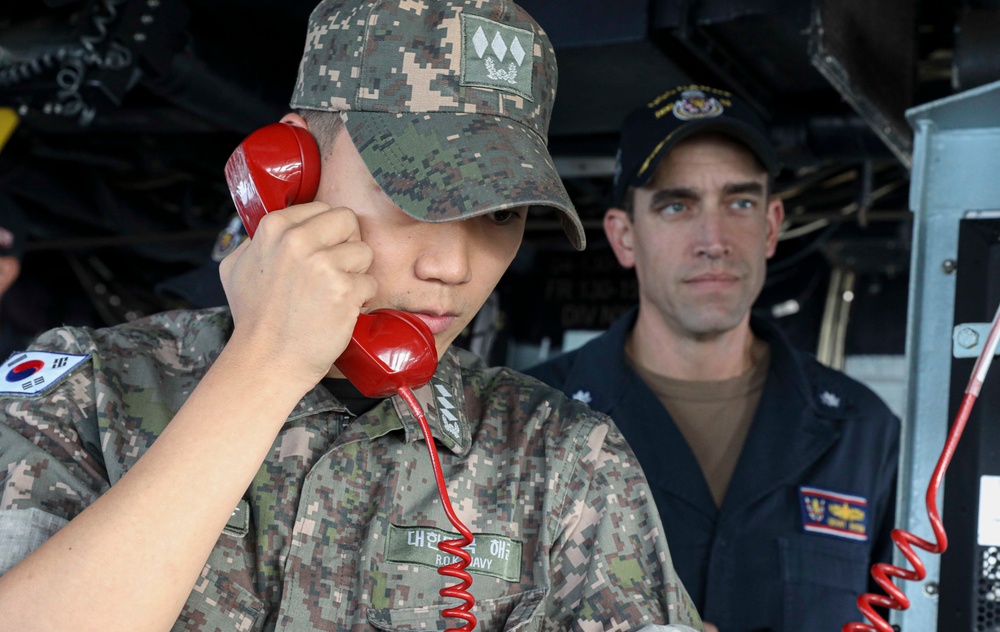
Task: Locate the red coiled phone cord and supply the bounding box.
[844,302,1000,632]
[398,386,477,632]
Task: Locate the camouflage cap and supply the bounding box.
[291,0,585,250]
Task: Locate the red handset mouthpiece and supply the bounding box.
[334,310,438,397]
[224,122,321,238]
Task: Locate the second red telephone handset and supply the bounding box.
[223,122,437,397]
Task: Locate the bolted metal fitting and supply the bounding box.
[956,327,980,349]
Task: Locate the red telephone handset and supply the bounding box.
[223,122,438,397]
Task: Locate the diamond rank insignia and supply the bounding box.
[461,13,534,99]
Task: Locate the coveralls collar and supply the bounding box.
[560,307,843,519]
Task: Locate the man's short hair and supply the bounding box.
[299,109,344,152]
[619,132,773,217]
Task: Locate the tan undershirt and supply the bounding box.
[626,337,771,508]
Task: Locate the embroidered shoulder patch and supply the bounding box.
[799,486,869,542]
[0,351,90,397]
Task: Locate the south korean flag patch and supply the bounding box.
[1,351,90,397]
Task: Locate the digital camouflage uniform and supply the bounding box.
[0,308,703,631]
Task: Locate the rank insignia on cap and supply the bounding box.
[0,350,90,397]
[799,486,869,542]
[461,14,534,98]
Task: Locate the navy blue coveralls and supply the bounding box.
[525,308,900,632]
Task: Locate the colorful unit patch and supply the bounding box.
[672,88,726,121]
[0,350,90,397]
[799,486,869,542]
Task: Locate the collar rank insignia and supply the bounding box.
[799,486,869,542]
[571,390,592,405]
[434,383,461,441]
[819,390,842,408]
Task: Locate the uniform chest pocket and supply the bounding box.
[366,588,546,631]
[778,535,870,630]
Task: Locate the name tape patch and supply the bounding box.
[386,523,522,582]
[799,486,869,542]
[0,351,90,397]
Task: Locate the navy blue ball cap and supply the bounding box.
[612,84,781,206]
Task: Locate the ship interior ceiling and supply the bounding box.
[0,0,983,376]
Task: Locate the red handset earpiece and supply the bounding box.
[224,122,321,239]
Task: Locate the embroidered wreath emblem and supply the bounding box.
[484,58,518,84]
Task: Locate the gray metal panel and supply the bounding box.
[897,78,1000,631]
[514,0,651,48]
[811,0,916,168]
